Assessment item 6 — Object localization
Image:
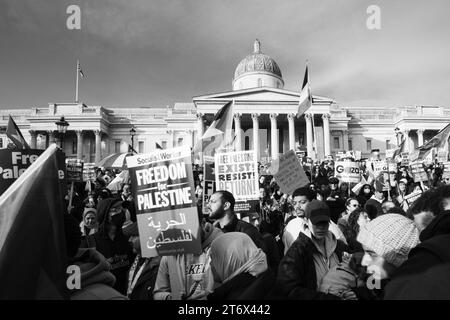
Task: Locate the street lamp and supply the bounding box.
[55,116,69,149]
[394,127,401,146]
[130,126,136,153]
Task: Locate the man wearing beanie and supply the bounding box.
[275,200,351,300]
[357,213,420,298]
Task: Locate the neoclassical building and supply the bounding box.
[1,40,449,163]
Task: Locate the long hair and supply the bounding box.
[343,208,365,242]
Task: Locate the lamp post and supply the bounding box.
[55,116,69,150]
[394,127,401,146]
[130,126,136,153]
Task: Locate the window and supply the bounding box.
[386,140,390,150]
[161,141,167,149]
[113,141,119,153]
[0,138,3,149]
[72,141,77,155]
[257,78,262,87]
[245,136,250,150]
[366,139,372,151]
[178,137,183,146]
[348,139,353,150]
[333,137,340,149]
[138,141,144,153]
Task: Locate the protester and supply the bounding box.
[364,186,384,220]
[342,208,370,252]
[275,200,352,300]
[79,207,98,239]
[357,184,373,207]
[338,198,360,233]
[356,214,420,299]
[153,211,223,300]
[82,198,134,295]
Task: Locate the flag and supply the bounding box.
[156,142,163,150]
[0,145,68,299]
[77,60,84,78]
[6,115,30,149]
[411,123,450,161]
[392,139,406,159]
[192,101,234,156]
[297,65,312,115]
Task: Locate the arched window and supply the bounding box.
[245,136,250,150]
[257,78,262,87]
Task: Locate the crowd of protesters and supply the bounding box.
[62,155,450,300]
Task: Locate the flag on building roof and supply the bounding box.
[0,144,68,299]
[192,101,234,156]
[77,60,84,78]
[297,65,313,115]
[392,139,406,159]
[410,123,450,161]
[6,115,30,149]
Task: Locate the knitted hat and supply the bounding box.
[357,214,420,267]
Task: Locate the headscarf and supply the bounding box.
[210,232,267,284]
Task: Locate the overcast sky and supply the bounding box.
[1,0,449,110]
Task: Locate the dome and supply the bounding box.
[234,40,283,81]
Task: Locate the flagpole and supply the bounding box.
[75,60,79,103]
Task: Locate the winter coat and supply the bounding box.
[274,232,349,300]
[153,223,223,300]
[127,255,161,300]
[69,248,127,300]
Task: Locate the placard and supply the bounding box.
[437,149,449,163]
[83,162,96,182]
[215,150,259,201]
[442,162,450,179]
[404,190,423,206]
[334,161,360,183]
[401,152,410,166]
[202,157,216,215]
[267,150,310,195]
[127,146,201,258]
[66,159,84,183]
[410,161,428,182]
[234,199,259,218]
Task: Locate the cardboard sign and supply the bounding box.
[442,162,450,179]
[66,159,84,183]
[202,157,216,215]
[404,190,423,206]
[0,149,44,196]
[127,146,201,258]
[334,161,360,183]
[437,149,449,163]
[373,161,388,177]
[267,150,310,195]
[401,152,410,166]
[410,161,428,182]
[215,150,259,201]
[83,162,96,182]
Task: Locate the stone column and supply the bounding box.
[343,130,349,150]
[322,114,331,156]
[305,113,314,159]
[167,130,174,148]
[417,129,424,147]
[403,129,411,151]
[288,113,296,151]
[270,113,279,159]
[29,130,37,149]
[234,113,242,151]
[94,130,102,164]
[187,130,194,148]
[76,130,83,160]
[196,113,204,140]
[252,113,260,160]
[47,130,55,147]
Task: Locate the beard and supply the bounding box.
[209,207,225,220]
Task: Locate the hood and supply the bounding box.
[70,248,116,291]
[96,198,124,234]
[420,210,450,242]
[201,222,223,250]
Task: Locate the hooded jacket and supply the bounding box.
[384,210,450,299]
[153,223,223,300]
[83,198,134,295]
[274,231,349,300]
[69,248,127,300]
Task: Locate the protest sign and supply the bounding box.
[267,150,309,195]
[202,156,216,214]
[437,149,449,163]
[334,161,360,183]
[404,190,423,206]
[66,159,84,183]
[0,149,44,196]
[401,152,409,166]
[442,162,450,179]
[373,161,388,177]
[83,162,96,182]
[127,146,201,258]
[234,199,259,218]
[410,161,428,182]
[385,148,396,159]
[215,150,259,201]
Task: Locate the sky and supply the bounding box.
[1,0,449,110]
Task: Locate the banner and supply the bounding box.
[334,161,360,183]
[82,162,96,182]
[127,146,201,258]
[202,156,216,215]
[0,149,44,196]
[215,150,259,201]
[404,190,423,206]
[0,145,68,299]
[410,161,428,182]
[267,150,309,195]
[66,159,84,183]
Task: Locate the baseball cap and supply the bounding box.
[329,177,339,184]
[305,200,331,225]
